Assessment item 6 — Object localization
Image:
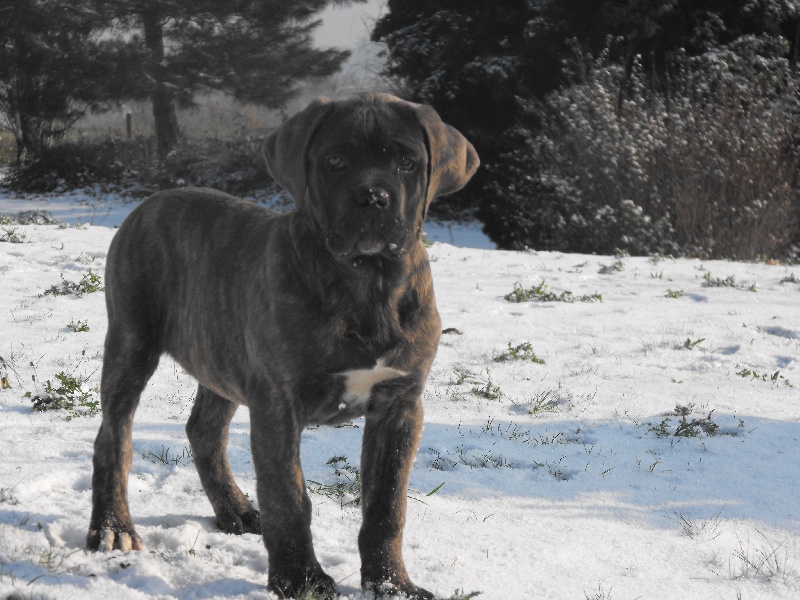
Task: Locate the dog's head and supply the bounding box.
[263,93,479,260]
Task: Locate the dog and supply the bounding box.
[86,92,479,599]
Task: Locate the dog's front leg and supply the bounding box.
[359,393,433,599]
[248,390,335,599]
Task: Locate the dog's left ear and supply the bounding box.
[263,98,334,205]
[415,104,480,207]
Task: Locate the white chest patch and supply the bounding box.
[338,358,408,411]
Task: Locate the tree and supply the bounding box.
[372,1,543,164]
[0,0,121,160]
[101,0,360,158]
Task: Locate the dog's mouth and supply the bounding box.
[326,223,410,261]
[355,231,386,255]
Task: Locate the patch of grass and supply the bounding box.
[470,372,503,400]
[42,269,103,297]
[1,353,21,389]
[647,404,741,438]
[780,272,799,284]
[526,389,562,415]
[66,319,90,333]
[665,289,684,299]
[451,366,480,386]
[0,486,20,506]
[142,445,194,467]
[702,271,756,292]
[428,443,512,471]
[536,429,583,445]
[306,455,362,508]
[505,281,602,303]
[598,259,624,274]
[669,507,724,541]
[0,227,28,243]
[681,337,705,350]
[584,584,612,600]
[562,260,588,273]
[732,530,798,583]
[533,455,571,481]
[478,418,534,444]
[736,367,793,388]
[702,272,737,288]
[447,367,505,401]
[26,371,99,418]
[493,342,545,364]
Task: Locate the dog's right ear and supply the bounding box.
[263,98,334,205]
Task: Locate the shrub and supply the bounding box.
[480,39,800,260]
[4,138,140,192]
[43,270,103,297]
[26,371,99,418]
[145,137,276,196]
[4,135,278,198]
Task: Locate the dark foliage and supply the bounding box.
[5,136,277,198]
[374,0,800,255]
[0,1,128,158]
[479,46,800,260]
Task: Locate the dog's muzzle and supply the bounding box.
[352,184,391,255]
[325,184,411,259]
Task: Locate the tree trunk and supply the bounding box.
[141,7,179,158]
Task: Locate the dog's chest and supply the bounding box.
[336,358,407,412]
[304,354,409,424]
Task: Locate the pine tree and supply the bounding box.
[0,0,121,160]
[99,0,359,158]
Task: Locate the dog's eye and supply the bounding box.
[398,157,415,171]
[325,155,346,171]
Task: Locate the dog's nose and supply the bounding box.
[356,186,391,209]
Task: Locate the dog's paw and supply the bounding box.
[86,528,143,552]
[216,508,261,535]
[268,568,337,599]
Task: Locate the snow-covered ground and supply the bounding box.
[0,192,798,599]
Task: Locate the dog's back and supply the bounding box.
[105,188,285,402]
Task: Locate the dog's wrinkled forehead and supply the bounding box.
[314,100,423,154]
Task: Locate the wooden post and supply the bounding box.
[126,112,134,139]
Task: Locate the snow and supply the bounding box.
[0,193,798,599]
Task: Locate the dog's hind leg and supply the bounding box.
[87,325,160,552]
[187,385,260,535]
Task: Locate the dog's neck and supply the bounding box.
[288,212,413,295]
[286,213,428,343]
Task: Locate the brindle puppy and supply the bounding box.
[87,93,479,599]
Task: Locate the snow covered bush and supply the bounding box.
[481,40,800,260]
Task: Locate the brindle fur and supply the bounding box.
[87,93,479,599]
